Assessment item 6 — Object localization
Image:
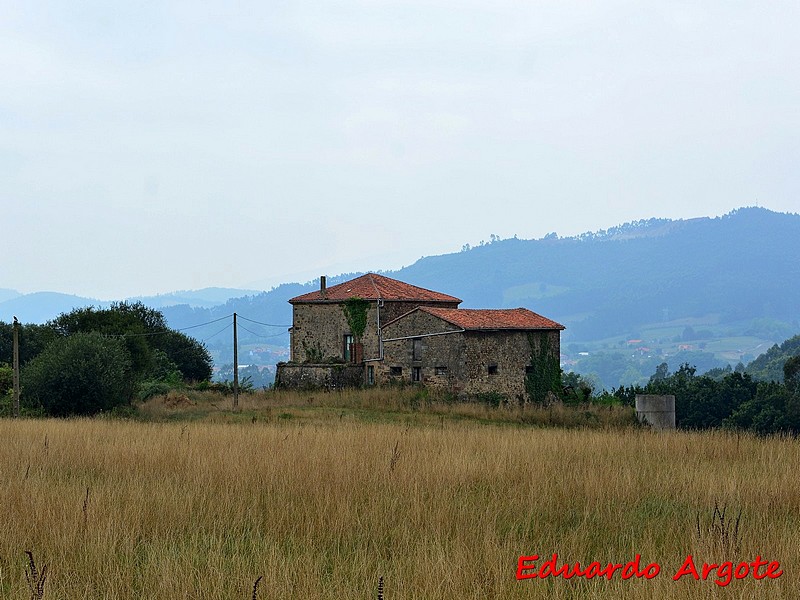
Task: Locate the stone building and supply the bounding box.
[375,306,564,399]
[275,273,460,388]
[275,273,565,398]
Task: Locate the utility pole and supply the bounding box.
[232,312,239,411]
[12,316,20,418]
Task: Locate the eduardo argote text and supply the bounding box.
[517,553,783,587]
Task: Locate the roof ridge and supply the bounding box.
[288,273,461,304]
[368,273,382,299]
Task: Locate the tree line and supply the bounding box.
[590,357,800,435]
[0,302,212,417]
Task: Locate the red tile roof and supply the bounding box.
[289,273,462,304]
[416,307,565,330]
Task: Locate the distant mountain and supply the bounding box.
[129,287,261,309]
[158,205,796,347]
[0,292,105,324]
[0,288,261,325]
[393,207,800,341]
[0,289,21,304]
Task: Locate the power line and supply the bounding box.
[237,314,290,328]
[202,322,233,343]
[114,314,235,338]
[237,323,289,339]
[178,314,234,331]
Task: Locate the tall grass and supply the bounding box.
[137,387,638,429]
[0,415,798,598]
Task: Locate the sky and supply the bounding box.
[2,1,798,299]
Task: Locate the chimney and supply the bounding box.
[320,275,327,295]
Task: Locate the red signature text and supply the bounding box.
[516,553,783,586]
[516,553,659,581]
[672,554,782,587]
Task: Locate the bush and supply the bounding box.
[22,332,133,416]
[137,380,173,401]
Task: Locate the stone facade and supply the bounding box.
[378,309,561,400]
[289,300,460,363]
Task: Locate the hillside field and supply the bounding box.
[1,394,799,598]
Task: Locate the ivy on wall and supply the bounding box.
[525,332,562,404]
[342,297,370,342]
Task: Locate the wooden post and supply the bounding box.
[12,316,20,418]
[232,312,239,411]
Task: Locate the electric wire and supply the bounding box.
[237,323,288,339]
[113,314,235,338]
[202,322,233,343]
[236,314,290,328]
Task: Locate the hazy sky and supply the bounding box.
[3,1,798,299]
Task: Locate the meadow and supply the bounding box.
[1,390,798,598]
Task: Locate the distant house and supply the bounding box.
[275,273,564,399]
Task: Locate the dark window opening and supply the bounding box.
[390,366,403,377]
[435,366,448,376]
[367,365,375,385]
[412,366,422,382]
[343,334,353,362]
[488,364,498,375]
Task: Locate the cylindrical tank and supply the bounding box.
[635,394,676,430]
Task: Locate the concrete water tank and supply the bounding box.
[635,395,676,430]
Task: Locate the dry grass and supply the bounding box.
[137,387,638,430]
[0,411,798,598]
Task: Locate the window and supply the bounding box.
[488,364,498,375]
[367,365,375,385]
[343,334,353,362]
[412,366,422,382]
[435,366,448,376]
[390,366,403,377]
[412,337,422,361]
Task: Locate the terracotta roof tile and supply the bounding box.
[289,273,462,304]
[416,307,565,330]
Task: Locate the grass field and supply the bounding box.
[1,391,798,598]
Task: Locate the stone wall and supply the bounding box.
[377,312,561,401]
[378,309,466,392]
[290,303,358,363]
[290,300,459,363]
[463,329,560,400]
[274,363,364,390]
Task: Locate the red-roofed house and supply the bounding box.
[287,273,461,364]
[377,306,564,399]
[275,273,565,399]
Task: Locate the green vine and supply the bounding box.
[525,332,562,404]
[342,296,370,342]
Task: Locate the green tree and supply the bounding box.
[152,330,212,381]
[784,355,800,392]
[0,363,12,416]
[0,322,59,366]
[49,302,161,376]
[22,332,133,416]
[48,302,212,382]
[724,382,792,435]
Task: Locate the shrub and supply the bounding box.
[22,332,133,416]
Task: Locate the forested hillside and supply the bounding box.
[3,207,798,388]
